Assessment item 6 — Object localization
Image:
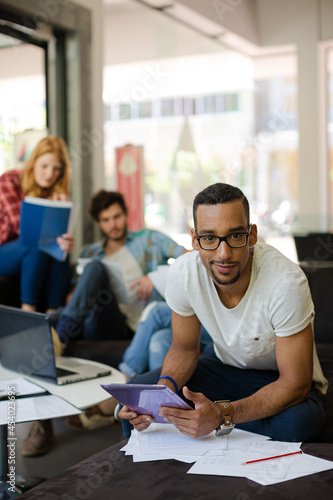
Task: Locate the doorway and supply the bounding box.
[0,21,47,175]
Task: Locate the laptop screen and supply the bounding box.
[0,305,57,382]
[293,233,333,263]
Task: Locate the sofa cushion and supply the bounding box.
[0,276,21,308]
[314,342,333,442]
[301,266,333,343]
[64,340,131,369]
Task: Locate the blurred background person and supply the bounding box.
[0,135,75,313]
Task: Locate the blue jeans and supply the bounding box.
[121,353,326,442]
[0,239,70,308]
[119,301,213,377]
[58,260,166,343]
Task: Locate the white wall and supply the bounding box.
[176,0,259,45]
[103,1,222,66]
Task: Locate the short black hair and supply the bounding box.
[88,190,128,222]
[193,183,249,228]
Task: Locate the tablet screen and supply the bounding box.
[100,383,193,423]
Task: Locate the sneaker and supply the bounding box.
[66,406,115,431]
[21,420,54,457]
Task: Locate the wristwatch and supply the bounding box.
[214,400,234,436]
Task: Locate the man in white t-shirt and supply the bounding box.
[120,183,327,442]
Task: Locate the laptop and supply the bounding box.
[293,233,333,267]
[0,305,111,385]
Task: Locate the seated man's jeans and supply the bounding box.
[58,260,164,343]
[119,302,213,377]
[121,353,325,443]
[0,239,70,308]
[58,260,130,343]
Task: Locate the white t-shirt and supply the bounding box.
[105,246,145,332]
[165,242,327,394]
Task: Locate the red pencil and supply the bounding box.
[241,450,302,465]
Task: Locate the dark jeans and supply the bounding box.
[59,260,130,342]
[121,353,326,443]
[0,239,70,308]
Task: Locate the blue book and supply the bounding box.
[20,196,76,262]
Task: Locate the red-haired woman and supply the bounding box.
[0,135,75,312]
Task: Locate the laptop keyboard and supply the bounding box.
[56,366,77,377]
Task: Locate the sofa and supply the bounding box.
[300,265,333,443]
[1,264,333,443]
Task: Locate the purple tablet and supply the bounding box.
[100,383,193,424]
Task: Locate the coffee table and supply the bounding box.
[0,359,125,498]
[17,440,333,500]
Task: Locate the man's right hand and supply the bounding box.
[118,404,154,432]
[130,275,154,301]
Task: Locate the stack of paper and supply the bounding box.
[0,377,82,424]
[121,423,333,485]
[147,265,169,299]
[121,423,268,463]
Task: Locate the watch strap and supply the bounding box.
[214,400,234,436]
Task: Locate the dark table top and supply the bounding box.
[20,441,333,500]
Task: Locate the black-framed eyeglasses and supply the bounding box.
[195,225,252,251]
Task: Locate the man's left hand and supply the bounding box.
[130,275,154,301]
[158,386,221,438]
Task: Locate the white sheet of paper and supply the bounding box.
[121,423,333,485]
[218,428,270,449]
[137,424,225,456]
[101,259,130,304]
[187,441,302,479]
[76,258,129,304]
[247,453,333,485]
[240,440,302,454]
[122,424,270,464]
[0,377,46,399]
[121,428,203,463]
[147,265,169,299]
[188,440,301,472]
[187,440,333,486]
[0,394,81,424]
[187,450,292,479]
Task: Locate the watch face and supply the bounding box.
[215,426,234,437]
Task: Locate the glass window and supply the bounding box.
[252,52,298,251]
[104,104,112,122]
[103,5,298,259]
[327,48,333,229]
[203,95,216,114]
[184,97,195,116]
[194,96,204,115]
[138,101,152,119]
[0,36,46,175]
[161,99,175,117]
[119,104,131,120]
[224,93,239,112]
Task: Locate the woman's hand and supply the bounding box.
[57,234,75,253]
[53,193,70,201]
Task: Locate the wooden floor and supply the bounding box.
[14,417,125,486]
